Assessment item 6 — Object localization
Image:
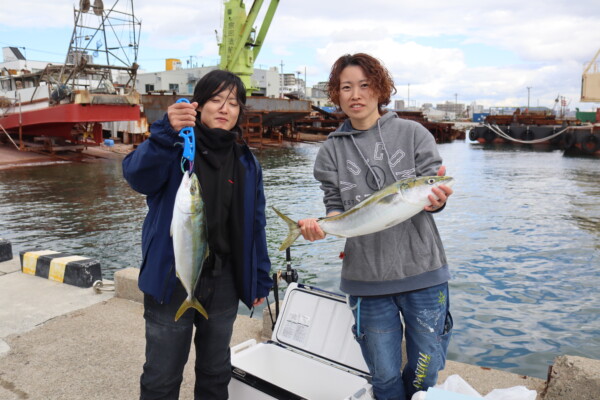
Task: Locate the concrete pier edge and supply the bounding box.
[113,267,599,399]
[1,260,598,399]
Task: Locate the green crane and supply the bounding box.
[218,0,280,96]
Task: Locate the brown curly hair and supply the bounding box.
[327,53,396,111]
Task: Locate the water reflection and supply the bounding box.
[0,141,599,379]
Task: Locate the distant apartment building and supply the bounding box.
[436,101,466,117]
[279,72,308,98]
[467,102,485,119]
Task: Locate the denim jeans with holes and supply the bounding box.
[349,282,453,400]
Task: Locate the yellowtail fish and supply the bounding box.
[273,176,455,251]
[171,170,209,320]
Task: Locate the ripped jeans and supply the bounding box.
[349,283,453,400]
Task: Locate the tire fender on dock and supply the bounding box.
[483,128,496,143]
[468,129,478,142]
[562,131,576,149]
[581,133,600,154]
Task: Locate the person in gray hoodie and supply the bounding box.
[298,53,454,400]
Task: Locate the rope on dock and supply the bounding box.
[93,280,115,293]
[485,123,569,144]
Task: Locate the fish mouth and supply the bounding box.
[442,176,455,187]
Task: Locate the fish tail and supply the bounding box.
[272,206,301,251]
[175,298,209,321]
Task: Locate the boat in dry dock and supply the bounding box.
[0,0,141,151]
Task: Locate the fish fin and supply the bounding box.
[174,299,191,321]
[272,206,301,251]
[379,193,400,204]
[174,298,209,321]
[191,297,209,320]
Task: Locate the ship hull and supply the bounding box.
[0,103,141,144]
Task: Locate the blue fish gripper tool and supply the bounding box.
[176,98,195,172]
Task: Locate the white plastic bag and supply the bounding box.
[410,374,537,400]
[411,391,427,400]
[484,386,537,400]
[435,375,482,397]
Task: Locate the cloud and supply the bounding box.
[2,0,599,109]
[0,1,72,28]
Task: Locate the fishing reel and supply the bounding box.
[268,248,298,329]
[272,248,298,292]
[281,248,298,284]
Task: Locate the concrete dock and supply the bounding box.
[1,255,598,400]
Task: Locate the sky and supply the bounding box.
[1,0,600,112]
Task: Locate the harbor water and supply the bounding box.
[0,139,599,380]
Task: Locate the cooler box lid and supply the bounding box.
[272,282,370,375]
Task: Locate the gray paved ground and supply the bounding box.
[0,257,550,400]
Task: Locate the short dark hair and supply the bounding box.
[191,69,248,131]
[327,53,396,111]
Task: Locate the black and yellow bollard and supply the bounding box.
[0,239,12,262]
[19,250,102,288]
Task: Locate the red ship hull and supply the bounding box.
[0,103,141,144]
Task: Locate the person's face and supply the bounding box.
[338,65,381,130]
[199,86,240,131]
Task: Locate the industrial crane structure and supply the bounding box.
[217,0,280,96]
[581,47,600,102]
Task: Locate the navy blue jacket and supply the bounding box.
[122,115,273,309]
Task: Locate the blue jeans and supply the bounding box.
[349,283,453,400]
[140,266,239,400]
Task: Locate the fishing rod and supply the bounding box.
[267,247,298,329]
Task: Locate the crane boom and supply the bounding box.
[218,0,280,96]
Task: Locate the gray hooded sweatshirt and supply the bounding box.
[313,111,450,296]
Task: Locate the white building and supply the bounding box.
[1,47,58,75]
[129,65,281,98]
[468,101,485,119]
[436,100,465,115]
[425,108,455,121]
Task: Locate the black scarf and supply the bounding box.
[194,123,246,294]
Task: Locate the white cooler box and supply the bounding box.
[229,283,374,400]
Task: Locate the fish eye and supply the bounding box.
[427,178,435,184]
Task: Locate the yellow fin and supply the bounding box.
[174,297,209,321]
[272,206,301,251]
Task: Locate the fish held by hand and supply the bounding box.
[273,175,455,251]
[170,170,210,320]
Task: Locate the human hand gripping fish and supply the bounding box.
[274,174,455,251]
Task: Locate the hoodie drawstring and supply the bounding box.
[349,118,399,191]
[377,119,399,183]
[350,135,382,190]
